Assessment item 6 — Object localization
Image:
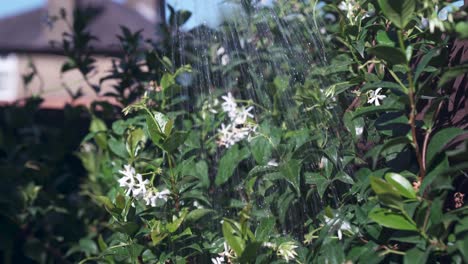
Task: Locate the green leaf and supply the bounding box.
[126,128,145,157]
[370,176,403,207]
[455,22,468,39]
[250,136,272,164]
[160,73,175,91]
[420,155,449,195]
[353,105,401,119]
[146,115,162,143]
[438,64,468,87]
[404,247,429,264]
[378,0,415,29]
[163,131,188,153]
[90,117,107,149]
[426,127,466,167]
[193,160,209,188]
[185,209,215,222]
[108,137,128,158]
[305,172,330,199]
[368,45,407,65]
[115,222,139,237]
[151,230,168,246]
[335,171,354,184]
[215,146,250,186]
[238,241,262,263]
[79,238,98,255]
[456,237,468,263]
[222,220,245,257]
[361,81,403,92]
[274,75,290,94]
[145,112,166,147]
[385,172,416,199]
[164,119,174,137]
[369,208,417,231]
[254,217,276,241]
[167,209,188,233]
[97,235,107,251]
[154,112,169,132]
[414,48,439,82]
[370,177,398,195]
[93,195,115,212]
[115,194,126,210]
[279,159,301,193]
[376,30,395,46]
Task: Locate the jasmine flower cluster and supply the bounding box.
[217,93,257,148]
[118,165,170,207]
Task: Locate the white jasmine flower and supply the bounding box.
[355,126,364,137]
[221,54,230,66]
[216,46,226,56]
[118,165,169,207]
[367,87,386,106]
[217,93,258,148]
[211,242,233,263]
[211,256,224,264]
[156,189,171,201]
[143,189,170,207]
[267,159,279,167]
[232,106,254,125]
[338,0,358,23]
[119,164,136,179]
[262,242,276,248]
[118,165,137,195]
[193,201,203,208]
[131,173,149,198]
[217,123,235,147]
[222,242,233,258]
[428,16,445,33]
[232,127,250,142]
[277,242,298,262]
[221,93,237,113]
[143,189,159,207]
[81,142,95,152]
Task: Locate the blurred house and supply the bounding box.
[0,0,164,108]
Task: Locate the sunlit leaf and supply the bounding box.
[369,208,417,231]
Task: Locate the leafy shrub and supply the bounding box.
[2,0,468,263]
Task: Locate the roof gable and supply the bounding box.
[0,0,160,55]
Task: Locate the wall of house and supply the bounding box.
[0,55,19,101]
[15,54,118,108]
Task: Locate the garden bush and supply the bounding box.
[1,0,467,263]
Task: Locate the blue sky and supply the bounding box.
[0,0,226,28]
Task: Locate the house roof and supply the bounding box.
[0,0,160,55]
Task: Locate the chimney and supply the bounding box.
[43,0,76,43]
[127,0,166,25]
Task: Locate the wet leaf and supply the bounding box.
[378,0,415,29]
[385,172,416,199]
[215,146,250,186]
[369,208,417,231]
[426,127,466,168]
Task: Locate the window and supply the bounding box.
[0,54,19,101]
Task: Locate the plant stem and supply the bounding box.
[397,30,425,179]
[166,153,180,212]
